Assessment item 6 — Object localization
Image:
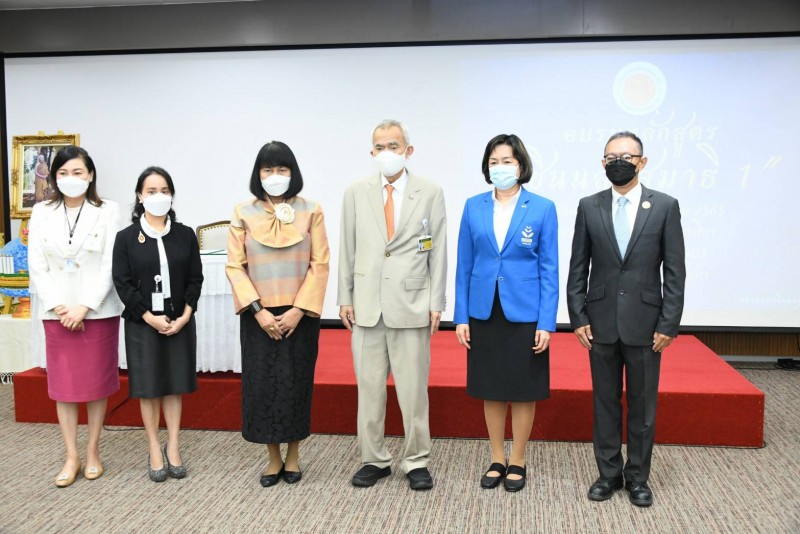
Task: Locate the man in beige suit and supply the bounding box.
[338,119,447,490]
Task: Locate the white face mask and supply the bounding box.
[261,173,291,197]
[373,150,407,177]
[142,193,173,217]
[57,176,90,198]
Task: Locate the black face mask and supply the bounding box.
[605,159,637,186]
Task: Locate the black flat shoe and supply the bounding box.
[480,462,507,489]
[503,465,526,492]
[352,465,391,487]
[625,480,653,507]
[260,464,285,488]
[587,476,624,501]
[283,468,302,484]
[406,467,433,490]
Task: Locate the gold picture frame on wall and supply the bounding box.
[10,132,80,219]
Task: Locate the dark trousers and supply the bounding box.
[589,341,661,483]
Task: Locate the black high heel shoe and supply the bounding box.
[148,451,168,483]
[163,444,187,479]
[504,464,527,492]
[480,462,507,489]
[259,464,285,488]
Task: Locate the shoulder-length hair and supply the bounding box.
[249,141,304,201]
[481,134,533,185]
[131,166,178,223]
[47,145,104,207]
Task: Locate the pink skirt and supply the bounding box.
[44,317,120,402]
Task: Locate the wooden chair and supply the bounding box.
[195,220,230,251]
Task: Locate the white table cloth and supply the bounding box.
[0,316,33,379]
[30,253,242,372]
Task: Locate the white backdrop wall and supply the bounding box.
[6,37,800,328]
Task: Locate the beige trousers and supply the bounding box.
[352,316,431,473]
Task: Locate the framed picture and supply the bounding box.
[10,133,80,219]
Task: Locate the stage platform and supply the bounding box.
[13,333,765,447]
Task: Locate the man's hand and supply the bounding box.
[652,332,674,352]
[533,330,550,354]
[574,324,593,349]
[339,306,355,332]
[455,324,471,349]
[430,311,442,335]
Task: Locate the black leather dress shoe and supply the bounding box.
[587,476,624,501]
[480,462,507,489]
[283,469,302,484]
[503,465,526,492]
[625,481,653,507]
[260,465,285,488]
[406,467,433,490]
[352,465,391,487]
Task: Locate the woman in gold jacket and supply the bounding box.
[226,141,330,487]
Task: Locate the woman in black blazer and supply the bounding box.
[112,166,203,482]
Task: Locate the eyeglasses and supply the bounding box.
[603,154,642,164]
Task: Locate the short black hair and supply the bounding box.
[481,134,533,185]
[47,145,104,207]
[131,166,177,223]
[249,141,304,201]
[605,131,644,155]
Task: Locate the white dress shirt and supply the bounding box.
[381,170,408,231]
[611,182,642,242]
[493,187,521,250]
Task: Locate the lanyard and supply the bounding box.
[64,199,86,245]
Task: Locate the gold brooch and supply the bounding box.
[138,231,145,243]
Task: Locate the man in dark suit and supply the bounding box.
[567,131,685,507]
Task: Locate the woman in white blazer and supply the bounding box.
[28,145,123,488]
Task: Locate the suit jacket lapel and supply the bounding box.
[70,201,101,250]
[395,173,422,239]
[500,189,531,253]
[366,175,388,244]
[623,185,654,261]
[41,203,67,257]
[596,189,622,262]
[481,193,498,253]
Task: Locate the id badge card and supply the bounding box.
[64,258,79,273]
[418,234,432,252]
[152,292,165,312]
[152,274,164,312]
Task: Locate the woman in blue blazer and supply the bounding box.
[454,134,558,492]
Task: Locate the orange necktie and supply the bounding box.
[385,184,395,240]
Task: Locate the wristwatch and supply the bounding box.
[250,301,264,314]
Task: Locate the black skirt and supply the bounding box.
[240,306,321,444]
[125,316,197,399]
[467,289,550,402]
